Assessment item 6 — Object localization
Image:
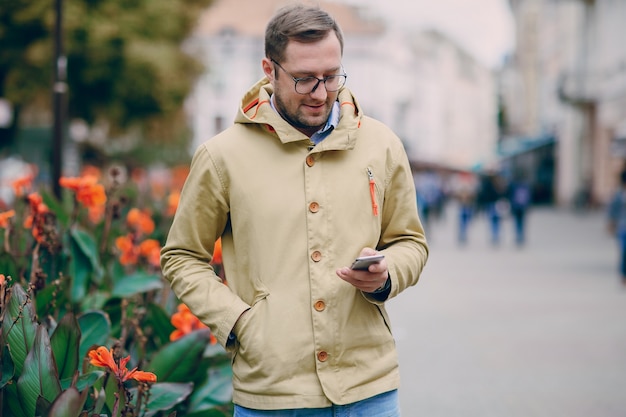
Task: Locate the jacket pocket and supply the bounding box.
[366,167,380,216]
[230,293,267,366]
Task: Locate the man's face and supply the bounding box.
[264,32,343,137]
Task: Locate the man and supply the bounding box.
[161,4,429,416]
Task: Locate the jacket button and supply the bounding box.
[311,251,322,262]
[309,202,320,213]
[306,155,315,167]
[314,300,326,311]
[317,351,328,362]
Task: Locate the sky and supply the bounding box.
[336,0,516,69]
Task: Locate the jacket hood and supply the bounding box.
[234,77,363,149]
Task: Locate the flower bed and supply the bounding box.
[0,164,231,417]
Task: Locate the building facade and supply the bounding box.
[184,0,499,174]
[500,0,626,205]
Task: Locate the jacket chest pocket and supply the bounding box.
[366,166,381,217]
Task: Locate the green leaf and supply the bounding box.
[70,228,103,279]
[50,312,81,380]
[47,386,88,417]
[69,228,103,301]
[0,253,20,282]
[103,369,123,417]
[36,396,52,416]
[3,381,29,417]
[92,387,107,415]
[109,260,126,287]
[80,290,109,311]
[77,311,111,362]
[34,281,68,319]
[188,362,233,412]
[144,302,176,347]
[147,329,212,382]
[41,189,70,227]
[130,382,194,417]
[1,344,15,389]
[60,370,105,391]
[17,325,62,417]
[2,283,38,375]
[203,343,229,361]
[111,272,163,298]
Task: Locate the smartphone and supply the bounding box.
[350,254,385,270]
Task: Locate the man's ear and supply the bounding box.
[262,58,275,83]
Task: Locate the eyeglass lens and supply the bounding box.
[295,75,346,94]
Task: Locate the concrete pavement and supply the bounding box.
[388,205,626,417]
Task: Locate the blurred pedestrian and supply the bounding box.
[477,170,508,245]
[414,170,444,233]
[607,169,626,284]
[507,172,532,246]
[161,4,429,415]
[450,172,478,245]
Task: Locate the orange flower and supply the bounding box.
[60,175,107,208]
[80,165,101,178]
[171,165,190,191]
[78,182,106,207]
[88,204,105,224]
[12,175,33,197]
[89,346,157,383]
[0,210,15,228]
[212,238,222,265]
[170,303,211,342]
[126,208,155,235]
[0,274,5,286]
[59,177,81,190]
[25,193,49,242]
[165,191,179,217]
[115,234,140,265]
[27,193,47,212]
[139,239,161,268]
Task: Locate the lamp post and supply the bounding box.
[52,0,66,199]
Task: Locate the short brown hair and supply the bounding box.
[265,4,344,63]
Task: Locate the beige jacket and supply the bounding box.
[160,78,429,409]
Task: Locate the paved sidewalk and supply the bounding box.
[388,206,626,417]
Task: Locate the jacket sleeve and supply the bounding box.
[160,145,250,348]
[368,142,429,303]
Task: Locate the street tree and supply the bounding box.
[0,0,213,151]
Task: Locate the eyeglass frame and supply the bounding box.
[270,58,347,95]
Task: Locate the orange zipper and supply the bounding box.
[367,167,379,216]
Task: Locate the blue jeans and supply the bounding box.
[458,205,472,243]
[487,203,501,244]
[233,389,400,417]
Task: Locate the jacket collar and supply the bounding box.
[235,78,363,151]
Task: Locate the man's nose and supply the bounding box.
[309,80,328,99]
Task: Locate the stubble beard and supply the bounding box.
[274,93,329,135]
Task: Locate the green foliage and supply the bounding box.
[0,0,213,147]
[50,313,81,380]
[0,1,51,102]
[0,167,231,416]
[2,283,38,376]
[17,326,62,416]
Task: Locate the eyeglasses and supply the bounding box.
[271,59,347,95]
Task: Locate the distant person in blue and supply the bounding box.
[507,173,532,246]
[414,170,444,234]
[451,172,478,245]
[607,169,626,285]
[477,170,507,245]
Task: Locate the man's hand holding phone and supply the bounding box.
[336,248,388,293]
[350,254,385,270]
